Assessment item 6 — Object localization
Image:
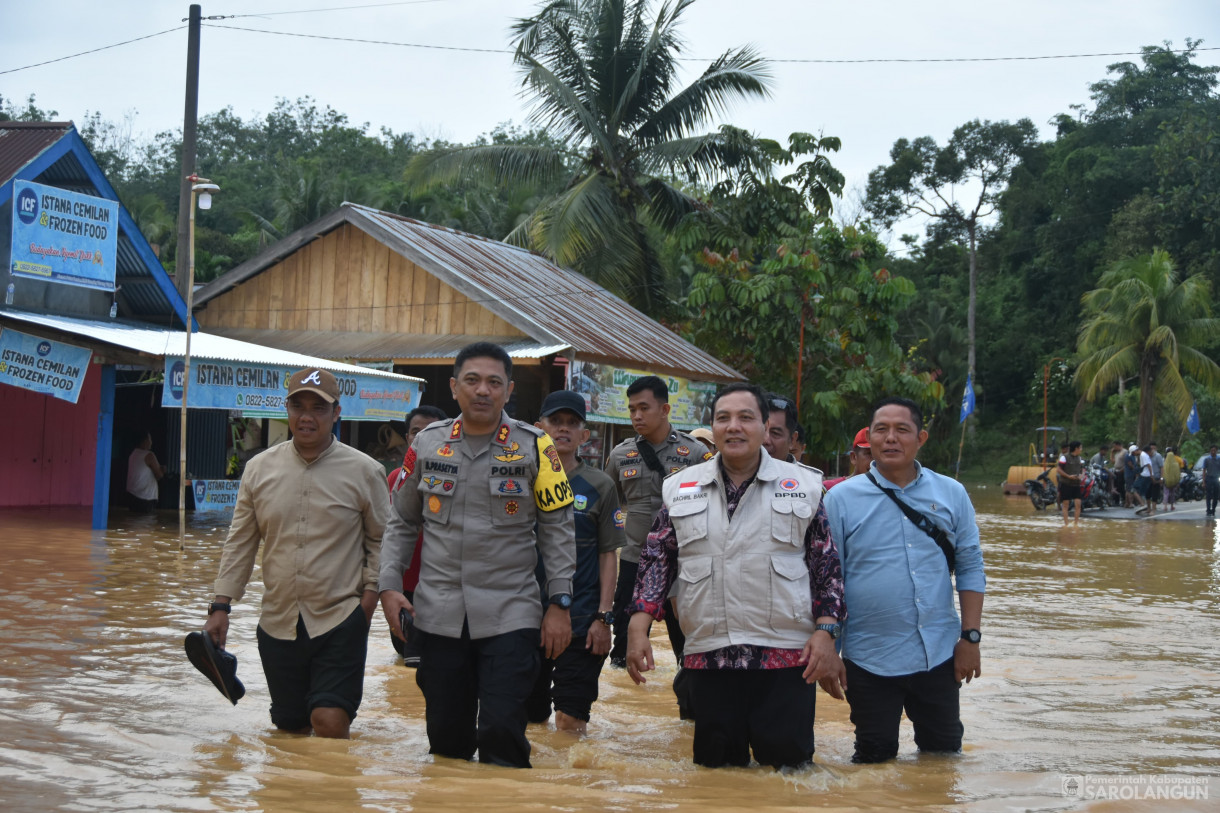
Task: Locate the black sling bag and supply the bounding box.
[635,438,667,476]
[865,472,956,574]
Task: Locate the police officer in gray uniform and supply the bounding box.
[379,342,576,768]
[605,376,710,685]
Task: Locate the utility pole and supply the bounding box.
[174,4,202,307]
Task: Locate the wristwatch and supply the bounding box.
[815,622,841,640]
[960,628,982,644]
[208,601,232,615]
[551,593,573,610]
[597,610,615,626]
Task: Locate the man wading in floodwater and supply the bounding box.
[824,397,987,763]
[204,368,388,738]
[627,383,846,769]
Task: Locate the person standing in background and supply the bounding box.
[126,431,164,512]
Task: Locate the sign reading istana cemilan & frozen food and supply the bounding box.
[191,479,241,512]
[567,361,716,429]
[10,181,119,291]
[0,328,92,403]
[161,357,422,420]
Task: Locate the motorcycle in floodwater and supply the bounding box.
[1025,469,1059,510]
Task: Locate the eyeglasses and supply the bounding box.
[769,398,791,410]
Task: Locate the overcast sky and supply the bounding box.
[3,0,1217,242]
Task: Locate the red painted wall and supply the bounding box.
[0,371,100,507]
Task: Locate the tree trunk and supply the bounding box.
[967,222,977,381]
[1137,356,1157,446]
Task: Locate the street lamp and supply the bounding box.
[179,175,220,545]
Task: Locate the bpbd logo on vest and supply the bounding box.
[16,187,39,225]
[169,360,186,401]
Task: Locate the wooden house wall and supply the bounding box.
[197,223,528,340]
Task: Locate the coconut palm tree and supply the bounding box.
[1075,250,1220,444]
[406,0,771,314]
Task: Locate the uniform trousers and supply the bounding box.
[415,621,540,767]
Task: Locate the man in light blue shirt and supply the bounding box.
[824,397,986,763]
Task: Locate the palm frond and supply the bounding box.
[405,144,570,192]
[634,46,772,147]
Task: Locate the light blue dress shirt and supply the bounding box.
[824,461,986,677]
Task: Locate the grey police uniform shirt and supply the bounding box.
[606,428,711,563]
[378,411,576,639]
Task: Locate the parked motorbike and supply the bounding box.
[1025,469,1058,511]
[1177,468,1204,503]
[1079,463,1111,511]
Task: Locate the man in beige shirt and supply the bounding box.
[203,368,388,738]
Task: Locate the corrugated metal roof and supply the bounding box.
[0,310,423,382]
[0,122,72,184]
[208,328,569,361]
[199,204,742,382]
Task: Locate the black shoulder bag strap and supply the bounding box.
[865,472,955,574]
[636,438,667,476]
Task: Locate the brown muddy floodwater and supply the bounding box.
[1,490,1217,812]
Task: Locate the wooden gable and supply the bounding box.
[197,223,527,339]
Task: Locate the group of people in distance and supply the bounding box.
[1063,439,1214,524]
[198,341,987,771]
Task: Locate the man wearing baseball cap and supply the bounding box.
[526,390,625,735]
[824,428,872,490]
[202,367,389,738]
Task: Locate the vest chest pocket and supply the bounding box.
[418,478,455,524]
[489,477,533,526]
[771,498,813,547]
[669,496,709,548]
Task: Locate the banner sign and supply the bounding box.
[10,180,119,291]
[191,479,240,512]
[567,361,716,430]
[161,358,422,420]
[0,328,91,403]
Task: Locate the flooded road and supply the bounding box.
[1,490,1216,811]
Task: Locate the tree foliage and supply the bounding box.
[406,0,772,314]
[1075,250,1220,445]
[685,223,944,459]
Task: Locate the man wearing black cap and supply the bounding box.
[203,367,388,738]
[526,390,625,735]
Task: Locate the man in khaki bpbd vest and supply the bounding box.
[605,376,709,686]
[625,383,846,768]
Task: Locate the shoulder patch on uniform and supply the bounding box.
[400,447,416,478]
[676,445,690,456]
[621,467,640,479]
[534,434,574,512]
[614,508,626,528]
[702,451,715,461]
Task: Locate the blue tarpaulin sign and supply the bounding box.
[0,327,92,403]
[10,180,119,291]
[161,357,421,420]
[1187,401,1201,435]
[191,479,241,512]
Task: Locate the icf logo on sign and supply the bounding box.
[16,187,39,224]
[169,360,186,401]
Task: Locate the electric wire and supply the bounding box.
[0,26,186,76]
[223,0,448,19]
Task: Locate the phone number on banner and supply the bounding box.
[237,394,285,409]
